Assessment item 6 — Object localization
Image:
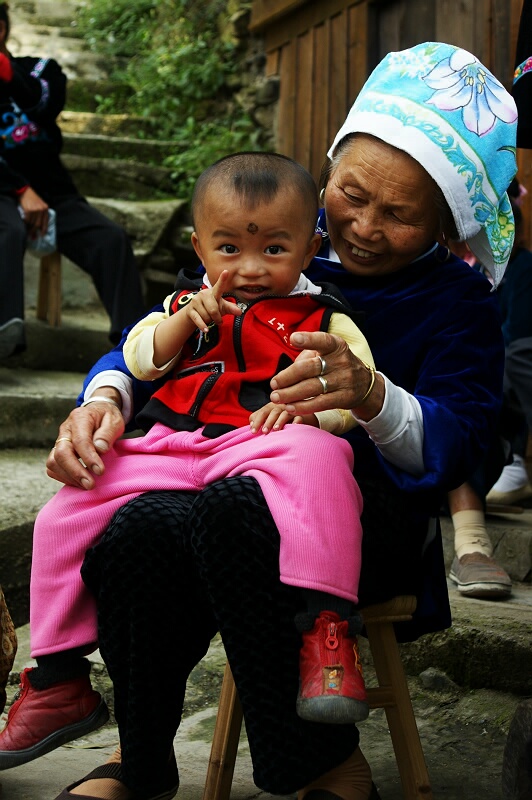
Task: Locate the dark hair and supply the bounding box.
[319,133,459,241]
[192,151,318,232]
[0,3,10,39]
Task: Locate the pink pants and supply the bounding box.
[30,423,363,657]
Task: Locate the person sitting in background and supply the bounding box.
[0,2,146,358]
[444,239,512,599]
[487,195,532,506]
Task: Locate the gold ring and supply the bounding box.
[318,355,327,376]
[318,375,328,394]
[55,437,73,444]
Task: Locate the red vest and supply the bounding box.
[137,287,349,436]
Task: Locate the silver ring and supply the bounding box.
[318,375,328,394]
[318,355,327,376]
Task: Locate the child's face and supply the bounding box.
[191,188,322,303]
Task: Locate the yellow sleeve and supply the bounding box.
[314,312,375,435]
[123,294,180,381]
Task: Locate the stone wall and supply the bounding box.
[218,1,278,151]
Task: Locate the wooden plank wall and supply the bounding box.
[257,0,369,181]
[250,0,532,245]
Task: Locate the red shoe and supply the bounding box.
[0,668,109,770]
[297,611,369,724]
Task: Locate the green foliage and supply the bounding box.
[77,0,158,58]
[76,0,266,200]
[163,116,263,200]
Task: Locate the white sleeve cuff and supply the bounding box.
[83,370,134,425]
[352,375,425,475]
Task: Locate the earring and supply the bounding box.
[319,188,325,204]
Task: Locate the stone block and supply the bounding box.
[495,527,532,582]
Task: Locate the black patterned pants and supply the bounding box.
[82,476,360,797]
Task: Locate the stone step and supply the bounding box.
[400,579,532,695]
[9,23,110,83]
[14,0,84,27]
[61,153,175,199]
[0,445,61,626]
[59,110,155,139]
[61,132,179,163]
[3,314,110,374]
[0,367,89,447]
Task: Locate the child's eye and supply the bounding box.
[220,244,238,254]
[265,245,284,255]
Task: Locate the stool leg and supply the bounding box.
[203,662,243,800]
[36,257,50,322]
[37,253,61,327]
[366,620,433,800]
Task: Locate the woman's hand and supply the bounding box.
[270,331,384,420]
[46,397,125,490]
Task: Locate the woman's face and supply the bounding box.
[324,134,442,276]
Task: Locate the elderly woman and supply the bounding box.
[0,42,517,800]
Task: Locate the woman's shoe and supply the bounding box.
[302,785,381,800]
[53,753,179,800]
[297,747,377,799]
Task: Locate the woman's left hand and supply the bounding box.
[270,331,384,419]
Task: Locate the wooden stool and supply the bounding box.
[37,252,62,327]
[204,595,433,800]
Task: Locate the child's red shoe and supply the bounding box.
[0,668,108,770]
[297,611,369,724]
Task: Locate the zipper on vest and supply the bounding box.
[188,373,221,417]
[233,312,246,372]
[231,295,286,372]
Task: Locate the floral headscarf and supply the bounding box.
[327,42,518,287]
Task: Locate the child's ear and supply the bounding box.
[191,231,203,261]
[303,233,323,268]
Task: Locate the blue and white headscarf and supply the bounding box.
[327,42,518,287]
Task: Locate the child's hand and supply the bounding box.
[186,270,242,333]
[250,403,303,434]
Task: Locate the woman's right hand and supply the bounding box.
[270,331,384,421]
[46,399,125,489]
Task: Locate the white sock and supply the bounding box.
[490,454,530,493]
[452,509,493,559]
